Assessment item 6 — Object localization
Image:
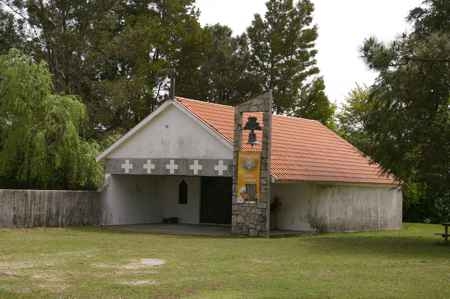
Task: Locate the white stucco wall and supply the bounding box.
[101,175,201,225]
[101,175,160,225]
[158,176,201,224]
[271,182,402,232]
[102,177,403,231]
[108,104,232,160]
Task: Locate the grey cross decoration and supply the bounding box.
[214,160,228,176]
[121,159,133,174]
[143,160,156,174]
[166,160,179,175]
[189,160,203,175]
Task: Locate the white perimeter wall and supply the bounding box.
[101,175,201,225]
[271,182,402,232]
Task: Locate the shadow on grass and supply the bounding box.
[305,234,450,259]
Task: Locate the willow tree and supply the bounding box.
[0,49,102,189]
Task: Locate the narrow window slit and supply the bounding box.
[178,180,188,204]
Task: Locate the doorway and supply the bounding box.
[200,177,232,224]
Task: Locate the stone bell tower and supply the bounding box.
[231,92,272,237]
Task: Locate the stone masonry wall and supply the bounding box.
[0,189,100,228]
[232,203,268,236]
[232,92,272,237]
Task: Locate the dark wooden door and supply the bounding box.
[200,177,232,224]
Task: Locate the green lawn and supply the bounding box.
[0,224,448,299]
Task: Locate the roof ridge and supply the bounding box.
[273,114,319,123]
[176,96,234,109]
[177,96,319,123]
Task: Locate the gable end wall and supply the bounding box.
[108,104,232,160]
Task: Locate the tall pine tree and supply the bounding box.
[245,0,334,124]
[177,24,259,105]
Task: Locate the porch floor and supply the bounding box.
[103,223,308,237]
[104,223,232,236]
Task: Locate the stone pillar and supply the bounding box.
[231,92,272,237]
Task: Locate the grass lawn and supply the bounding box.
[0,223,449,299]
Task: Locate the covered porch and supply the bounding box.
[100,174,232,226]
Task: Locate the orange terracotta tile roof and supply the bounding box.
[176,97,398,185]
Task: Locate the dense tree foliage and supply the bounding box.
[176,24,258,105]
[0,50,102,189]
[0,8,25,54]
[337,85,373,152]
[338,0,449,222]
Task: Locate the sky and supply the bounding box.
[195,0,423,106]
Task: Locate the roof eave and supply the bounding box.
[273,179,401,188]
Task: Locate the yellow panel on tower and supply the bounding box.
[236,151,261,203]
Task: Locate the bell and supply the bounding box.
[248,131,258,146]
[244,117,261,131]
[244,116,262,147]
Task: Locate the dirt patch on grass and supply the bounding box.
[41,249,99,258]
[0,261,36,270]
[91,258,165,278]
[0,260,68,293]
[124,259,166,269]
[93,258,165,271]
[0,270,17,277]
[250,258,273,264]
[119,280,159,286]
